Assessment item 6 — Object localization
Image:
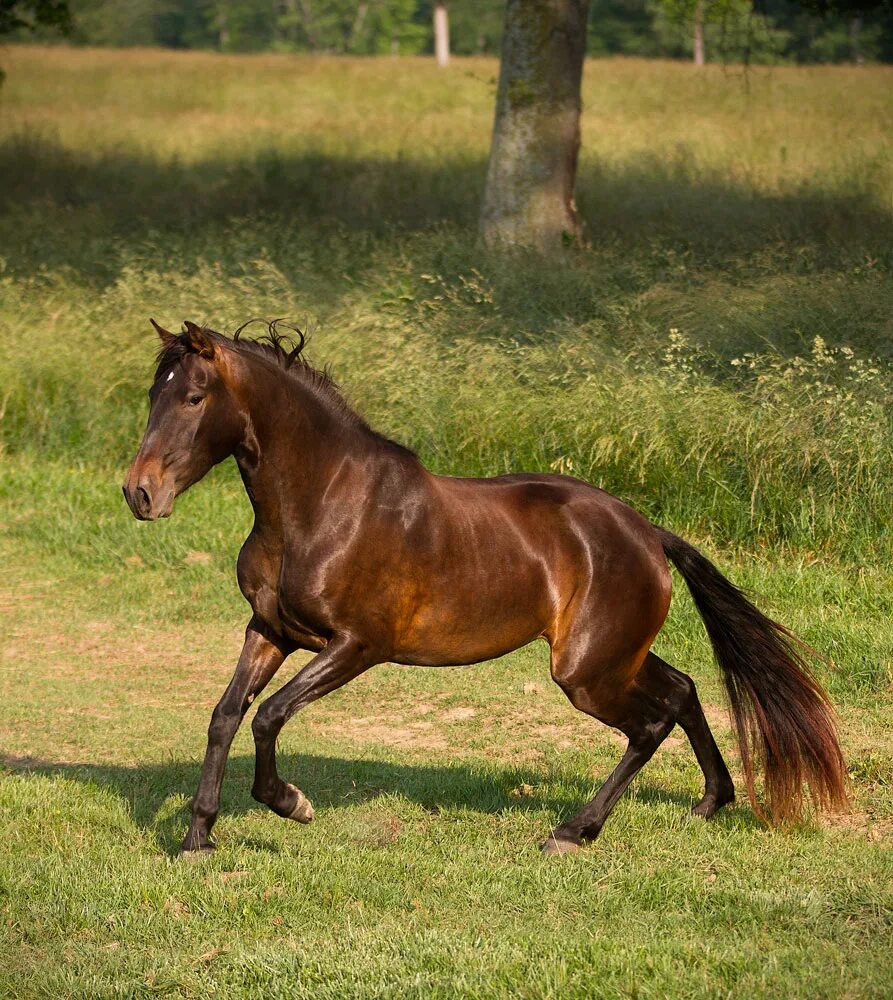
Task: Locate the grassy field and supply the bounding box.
[1,46,892,998]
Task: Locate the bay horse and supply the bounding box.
[123,320,847,856]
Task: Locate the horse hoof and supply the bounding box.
[285,785,315,823]
[689,799,714,820]
[541,835,582,856]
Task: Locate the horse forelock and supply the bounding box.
[153,336,191,383]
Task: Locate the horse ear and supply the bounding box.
[182,320,215,360]
[150,318,178,349]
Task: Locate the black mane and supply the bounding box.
[153,320,414,457]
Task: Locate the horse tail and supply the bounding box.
[657,527,848,823]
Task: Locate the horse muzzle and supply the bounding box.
[122,463,176,521]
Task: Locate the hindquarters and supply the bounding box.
[545,494,673,734]
[536,498,696,851]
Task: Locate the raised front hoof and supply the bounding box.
[284,784,315,824]
[541,835,583,856]
[179,842,216,860]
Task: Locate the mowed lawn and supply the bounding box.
[1,46,892,998]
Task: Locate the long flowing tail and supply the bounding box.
[657,528,848,823]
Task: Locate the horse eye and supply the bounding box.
[188,394,204,407]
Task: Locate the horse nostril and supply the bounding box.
[136,485,151,513]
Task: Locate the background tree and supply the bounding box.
[433,0,449,64]
[480,0,591,250]
[12,0,886,62]
[446,0,503,52]
[0,0,69,34]
[693,0,705,61]
[0,0,70,84]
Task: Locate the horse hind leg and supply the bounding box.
[544,649,734,854]
[668,655,736,819]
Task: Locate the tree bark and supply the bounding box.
[693,0,705,66]
[434,2,450,67]
[479,0,591,250]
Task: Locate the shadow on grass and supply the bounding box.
[0,750,760,854]
[2,131,891,280]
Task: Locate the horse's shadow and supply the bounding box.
[0,750,759,854]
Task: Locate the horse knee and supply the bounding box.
[208,704,241,745]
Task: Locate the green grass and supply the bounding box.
[0,45,892,998]
[2,537,892,998]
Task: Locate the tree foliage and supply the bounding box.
[0,0,70,35]
[0,1,70,85]
[7,0,893,63]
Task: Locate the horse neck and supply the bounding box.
[228,353,377,529]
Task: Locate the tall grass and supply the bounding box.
[1,46,892,562]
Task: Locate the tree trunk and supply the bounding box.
[434,2,450,67]
[216,4,230,51]
[693,1,705,66]
[298,0,318,50]
[349,2,368,51]
[479,0,590,250]
[850,13,863,64]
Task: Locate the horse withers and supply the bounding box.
[122,320,847,856]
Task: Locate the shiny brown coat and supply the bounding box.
[124,321,847,856]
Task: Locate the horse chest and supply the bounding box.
[268,547,339,643]
[237,544,327,649]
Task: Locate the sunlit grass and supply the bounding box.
[1,536,891,998]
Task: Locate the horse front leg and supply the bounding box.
[181,617,290,854]
[251,634,375,822]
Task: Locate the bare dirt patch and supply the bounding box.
[821,809,893,843]
[1,611,244,690]
[310,715,450,751]
[441,706,476,723]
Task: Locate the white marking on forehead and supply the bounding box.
[166,371,174,382]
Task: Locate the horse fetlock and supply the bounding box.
[191,795,219,823]
[691,782,735,820]
[250,780,272,805]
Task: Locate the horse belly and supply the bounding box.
[391,563,554,666]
